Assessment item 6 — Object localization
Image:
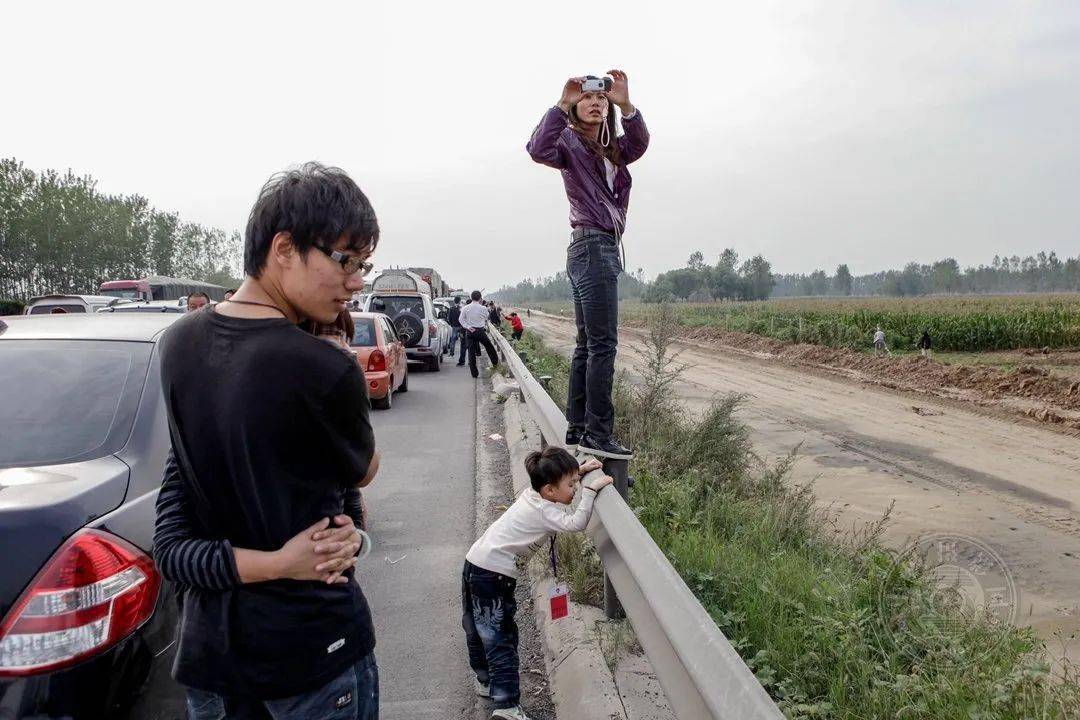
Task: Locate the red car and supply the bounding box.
[350,312,408,409]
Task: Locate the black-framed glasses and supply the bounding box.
[314,245,374,276]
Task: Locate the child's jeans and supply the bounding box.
[461,560,520,709]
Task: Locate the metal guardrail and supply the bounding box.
[487,325,784,720]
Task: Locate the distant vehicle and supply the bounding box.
[0,313,186,718]
[97,300,185,314]
[407,267,451,298]
[99,276,226,303]
[23,294,118,315]
[349,312,408,409]
[364,270,445,371]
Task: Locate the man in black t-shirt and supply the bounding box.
[159,162,382,718]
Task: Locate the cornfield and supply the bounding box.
[604,295,1080,352]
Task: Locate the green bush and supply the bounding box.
[0,298,24,316]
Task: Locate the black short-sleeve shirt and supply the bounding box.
[159,309,376,699]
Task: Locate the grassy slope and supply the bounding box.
[507,324,1079,719]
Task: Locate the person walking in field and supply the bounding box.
[917,328,933,358]
[873,326,891,357]
[526,69,649,458]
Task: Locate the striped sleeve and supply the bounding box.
[343,486,366,532]
[153,448,241,590]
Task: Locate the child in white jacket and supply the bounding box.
[463,447,613,720]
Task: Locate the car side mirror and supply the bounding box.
[437,311,447,320]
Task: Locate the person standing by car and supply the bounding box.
[448,296,464,357]
[526,70,649,459]
[158,162,381,719]
[460,290,499,378]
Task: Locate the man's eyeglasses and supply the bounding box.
[314,245,374,276]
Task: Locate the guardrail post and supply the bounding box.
[603,457,630,620]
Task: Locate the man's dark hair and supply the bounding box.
[453,297,461,305]
[188,292,210,303]
[470,290,482,301]
[244,162,379,278]
[225,288,238,295]
[524,447,580,492]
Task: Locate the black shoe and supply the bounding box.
[565,427,584,451]
[456,362,465,366]
[579,435,633,459]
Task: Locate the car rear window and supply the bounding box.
[369,295,425,318]
[0,340,153,468]
[29,304,86,314]
[350,318,378,347]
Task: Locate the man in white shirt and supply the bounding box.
[459,290,500,378]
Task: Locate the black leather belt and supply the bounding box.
[570,227,616,244]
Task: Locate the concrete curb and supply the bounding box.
[502,394,629,720]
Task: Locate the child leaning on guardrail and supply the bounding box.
[462,447,613,720]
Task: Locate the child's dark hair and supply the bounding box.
[524,447,580,492]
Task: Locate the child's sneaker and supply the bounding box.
[474,678,491,698]
[492,707,531,720]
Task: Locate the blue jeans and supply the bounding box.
[185,653,379,720]
[566,233,621,441]
[449,326,463,355]
[461,561,519,709]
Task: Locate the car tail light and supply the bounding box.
[367,350,387,373]
[428,322,437,337]
[0,529,161,677]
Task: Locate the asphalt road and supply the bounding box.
[361,358,482,719]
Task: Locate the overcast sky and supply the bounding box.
[2,1,1077,291]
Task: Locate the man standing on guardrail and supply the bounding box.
[527,70,649,459]
[461,290,499,378]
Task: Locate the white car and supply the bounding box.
[24,294,118,315]
[363,292,446,371]
[432,301,454,356]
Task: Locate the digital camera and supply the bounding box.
[581,76,612,93]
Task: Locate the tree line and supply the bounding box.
[0,158,241,303]
[773,252,1080,297]
[493,246,1080,306]
[490,248,777,305]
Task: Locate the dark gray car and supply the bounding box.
[0,313,185,719]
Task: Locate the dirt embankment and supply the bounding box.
[615,319,1080,432]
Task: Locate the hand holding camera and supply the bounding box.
[557,71,634,116]
[605,69,633,114]
[558,76,587,114]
